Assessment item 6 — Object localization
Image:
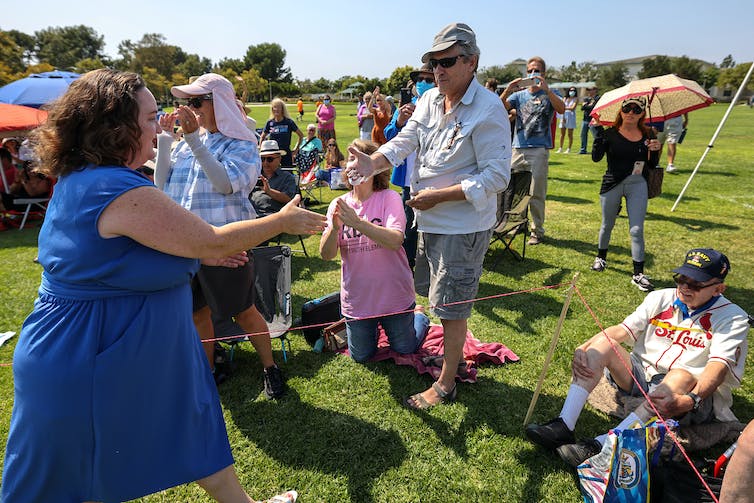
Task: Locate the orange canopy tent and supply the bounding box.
[0,103,48,138]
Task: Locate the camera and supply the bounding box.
[517,77,539,88]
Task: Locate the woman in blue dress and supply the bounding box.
[1,69,323,503]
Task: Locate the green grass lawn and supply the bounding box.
[0,103,752,502]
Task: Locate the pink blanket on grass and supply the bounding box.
[338,324,519,383]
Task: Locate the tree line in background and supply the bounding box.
[0,25,751,104]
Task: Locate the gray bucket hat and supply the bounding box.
[421,23,477,63]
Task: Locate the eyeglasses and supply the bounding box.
[673,274,721,292]
[261,156,280,163]
[186,95,212,108]
[428,55,463,69]
[327,143,336,147]
[415,77,435,84]
[621,104,644,115]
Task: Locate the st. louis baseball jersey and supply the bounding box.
[621,288,749,421]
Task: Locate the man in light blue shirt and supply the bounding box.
[345,23,510,410]
[502,57,564,245]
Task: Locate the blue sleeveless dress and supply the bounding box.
[2,166,233,502]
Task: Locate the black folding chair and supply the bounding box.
[488,170,532,268]
[213,245,293,362]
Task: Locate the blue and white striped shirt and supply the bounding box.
[164,132,260,226]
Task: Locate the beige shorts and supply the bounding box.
[414,230,492,320]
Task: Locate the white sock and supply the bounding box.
[559,384,590,431]
[613,412,643,433]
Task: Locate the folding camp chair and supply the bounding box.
[488,170,532,268]
[295,149,323,206]
[0,165,52,230]
[212,245,293,362]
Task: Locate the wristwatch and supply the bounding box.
[686,392,701,412]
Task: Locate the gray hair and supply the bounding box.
[456,40,480,71]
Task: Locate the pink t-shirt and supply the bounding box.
[316,104,336,131]
[325,189,415,318]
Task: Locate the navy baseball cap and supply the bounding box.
[672,248,730,282]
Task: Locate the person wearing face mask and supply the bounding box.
[501,56,565,245]
[556,86,578,153]
[384,62,436,269]
[315,94,337,144]
[526,248,749,468]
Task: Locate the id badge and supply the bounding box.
[632,161,645,175]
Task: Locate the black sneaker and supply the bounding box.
[263,365,285,399]
[525,417,576,450]
[556,439,602,467]
[631,273,654,292]
[213,367,229,386]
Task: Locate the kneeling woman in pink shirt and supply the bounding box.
[320,139,429,362]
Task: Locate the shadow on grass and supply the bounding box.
[549,176,595,185]
[487,235,631,261]
[221,351,407,503]
[0,227,40,250]
[647,211,739,231]
[547,194,593,205]
[473,278,568,335]
[383,371,609,502]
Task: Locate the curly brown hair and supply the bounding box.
[32,68,146,177]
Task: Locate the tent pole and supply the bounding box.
[523,273,579,427]
[671,62,754,211]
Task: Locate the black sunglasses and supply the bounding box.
[673,274,721,292]
[261,156,280,163]
[428,55,463,69]
[186,95,213,108]
[415,76,435,84]
[327,143,336,147]
[621,104,644,115]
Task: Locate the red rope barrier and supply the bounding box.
[0,282,568,359]
[574,285,719,503]
[0,279,721,498]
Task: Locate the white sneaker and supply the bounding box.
[591,257,606,272]
[556,147,562,153]
[666,164,676,173]
[565,148,570,154]
[263,490,298,503]
[631,273,654,292]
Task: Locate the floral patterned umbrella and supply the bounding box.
[591,74,713,126]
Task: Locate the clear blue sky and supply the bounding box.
[4,0,750,80]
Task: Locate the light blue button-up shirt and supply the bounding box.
[378,78,511,234]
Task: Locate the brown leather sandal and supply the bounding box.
[404,381,457,410]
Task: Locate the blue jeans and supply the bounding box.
[346,306,430,362]
[315,169,331,183]
[579,121,598,153]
